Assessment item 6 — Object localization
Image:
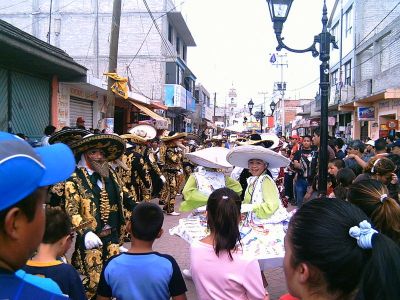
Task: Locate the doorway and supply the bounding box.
[114,106,125,134]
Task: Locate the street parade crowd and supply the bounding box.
[1,118,400,300]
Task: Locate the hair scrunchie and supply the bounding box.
[380,193,388,203]
[371,158,381,173]
[349,220,377,249]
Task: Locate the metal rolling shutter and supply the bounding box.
[11,71,50,139]
[0,68,8,131]
[69,97,93,129]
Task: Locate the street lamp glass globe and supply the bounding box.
[248,99,254,110]
[266,0,293,22]
[270,101,276,114]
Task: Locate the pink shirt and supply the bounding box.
[190,240,266,300]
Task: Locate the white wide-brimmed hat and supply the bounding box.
[128,124,157,140]
[237,133,279,149]
[260,133,280,149]
[226,145,290,169]
[185,147,232,169]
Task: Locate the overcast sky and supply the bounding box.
[180,0,335,110]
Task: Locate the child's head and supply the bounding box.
[42,208,74,256]
[328,159,344,177]
[336,167,356,187]
[207,188,242,260]
[285,198,400,300]
[365,157,396,184]
[347,179,400,245]
[0,131,75,271]
[130,202,164,242]
[332,168,355,201]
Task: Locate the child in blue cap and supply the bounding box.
[0,131,76,299]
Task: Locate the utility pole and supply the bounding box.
[213,92,216,122]
[272,53,288,136]
[105,0,122,130]
[47,0,53,44]
[258,91,269,133]
[224,96,227,129]
[95,0,100,77]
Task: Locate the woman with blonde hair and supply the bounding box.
[347,179,400,245]
[354,156,399,203]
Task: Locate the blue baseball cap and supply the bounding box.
[389,140,400,148]
[0,132,76,211]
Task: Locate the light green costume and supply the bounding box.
[180,171,242,212]
[242,172,280,220]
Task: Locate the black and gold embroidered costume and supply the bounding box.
[65,167,127,299]
[159,142,184,213]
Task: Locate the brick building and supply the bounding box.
[0,0,199,133]
[328,0,400,140]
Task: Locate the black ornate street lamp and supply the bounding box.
[269,100,276,116]
[248,99,254,115]
[266,0,337,196]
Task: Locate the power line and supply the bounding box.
[126,0,186,68]
[355,1,400,49]
[142,0,177,61]
[287,77,319,92]
[0,0,29,11]
[283,2,400,93]
[331,2,400,50]
[126,23,154,68]
[353,33,400,70]
[20,0,82,31]
[82,15,98,66]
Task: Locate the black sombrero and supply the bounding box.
[120,133,147,145]
[71,134,126,161]
[185,133,201,143]
[160,132,187,142]
[49,128,92,146]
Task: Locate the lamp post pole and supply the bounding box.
[266,0,337,196]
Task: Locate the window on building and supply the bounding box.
[177,65,183,85]
[331,21,339,50]
[176,37,180,54]
[331,69,338,87]
[345,5,353,37]
[344,60,351,86]
[183,45,187,61]
[168,24,173,43]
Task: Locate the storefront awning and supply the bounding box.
[127,99,169,129]
[128,100,167,122]
[150,101,168,110]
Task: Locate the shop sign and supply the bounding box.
[379,101,390,109]
[380,124,389,130]
[70,87,98,101]
[392,99,400,107]
[387,120,398,129]
[104,118,114,133]
[357,107,375,121]
[58,94,69,128]
[164,84,187,109]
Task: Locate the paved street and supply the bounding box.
[147,196,288,300]
[66,194,289,299]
